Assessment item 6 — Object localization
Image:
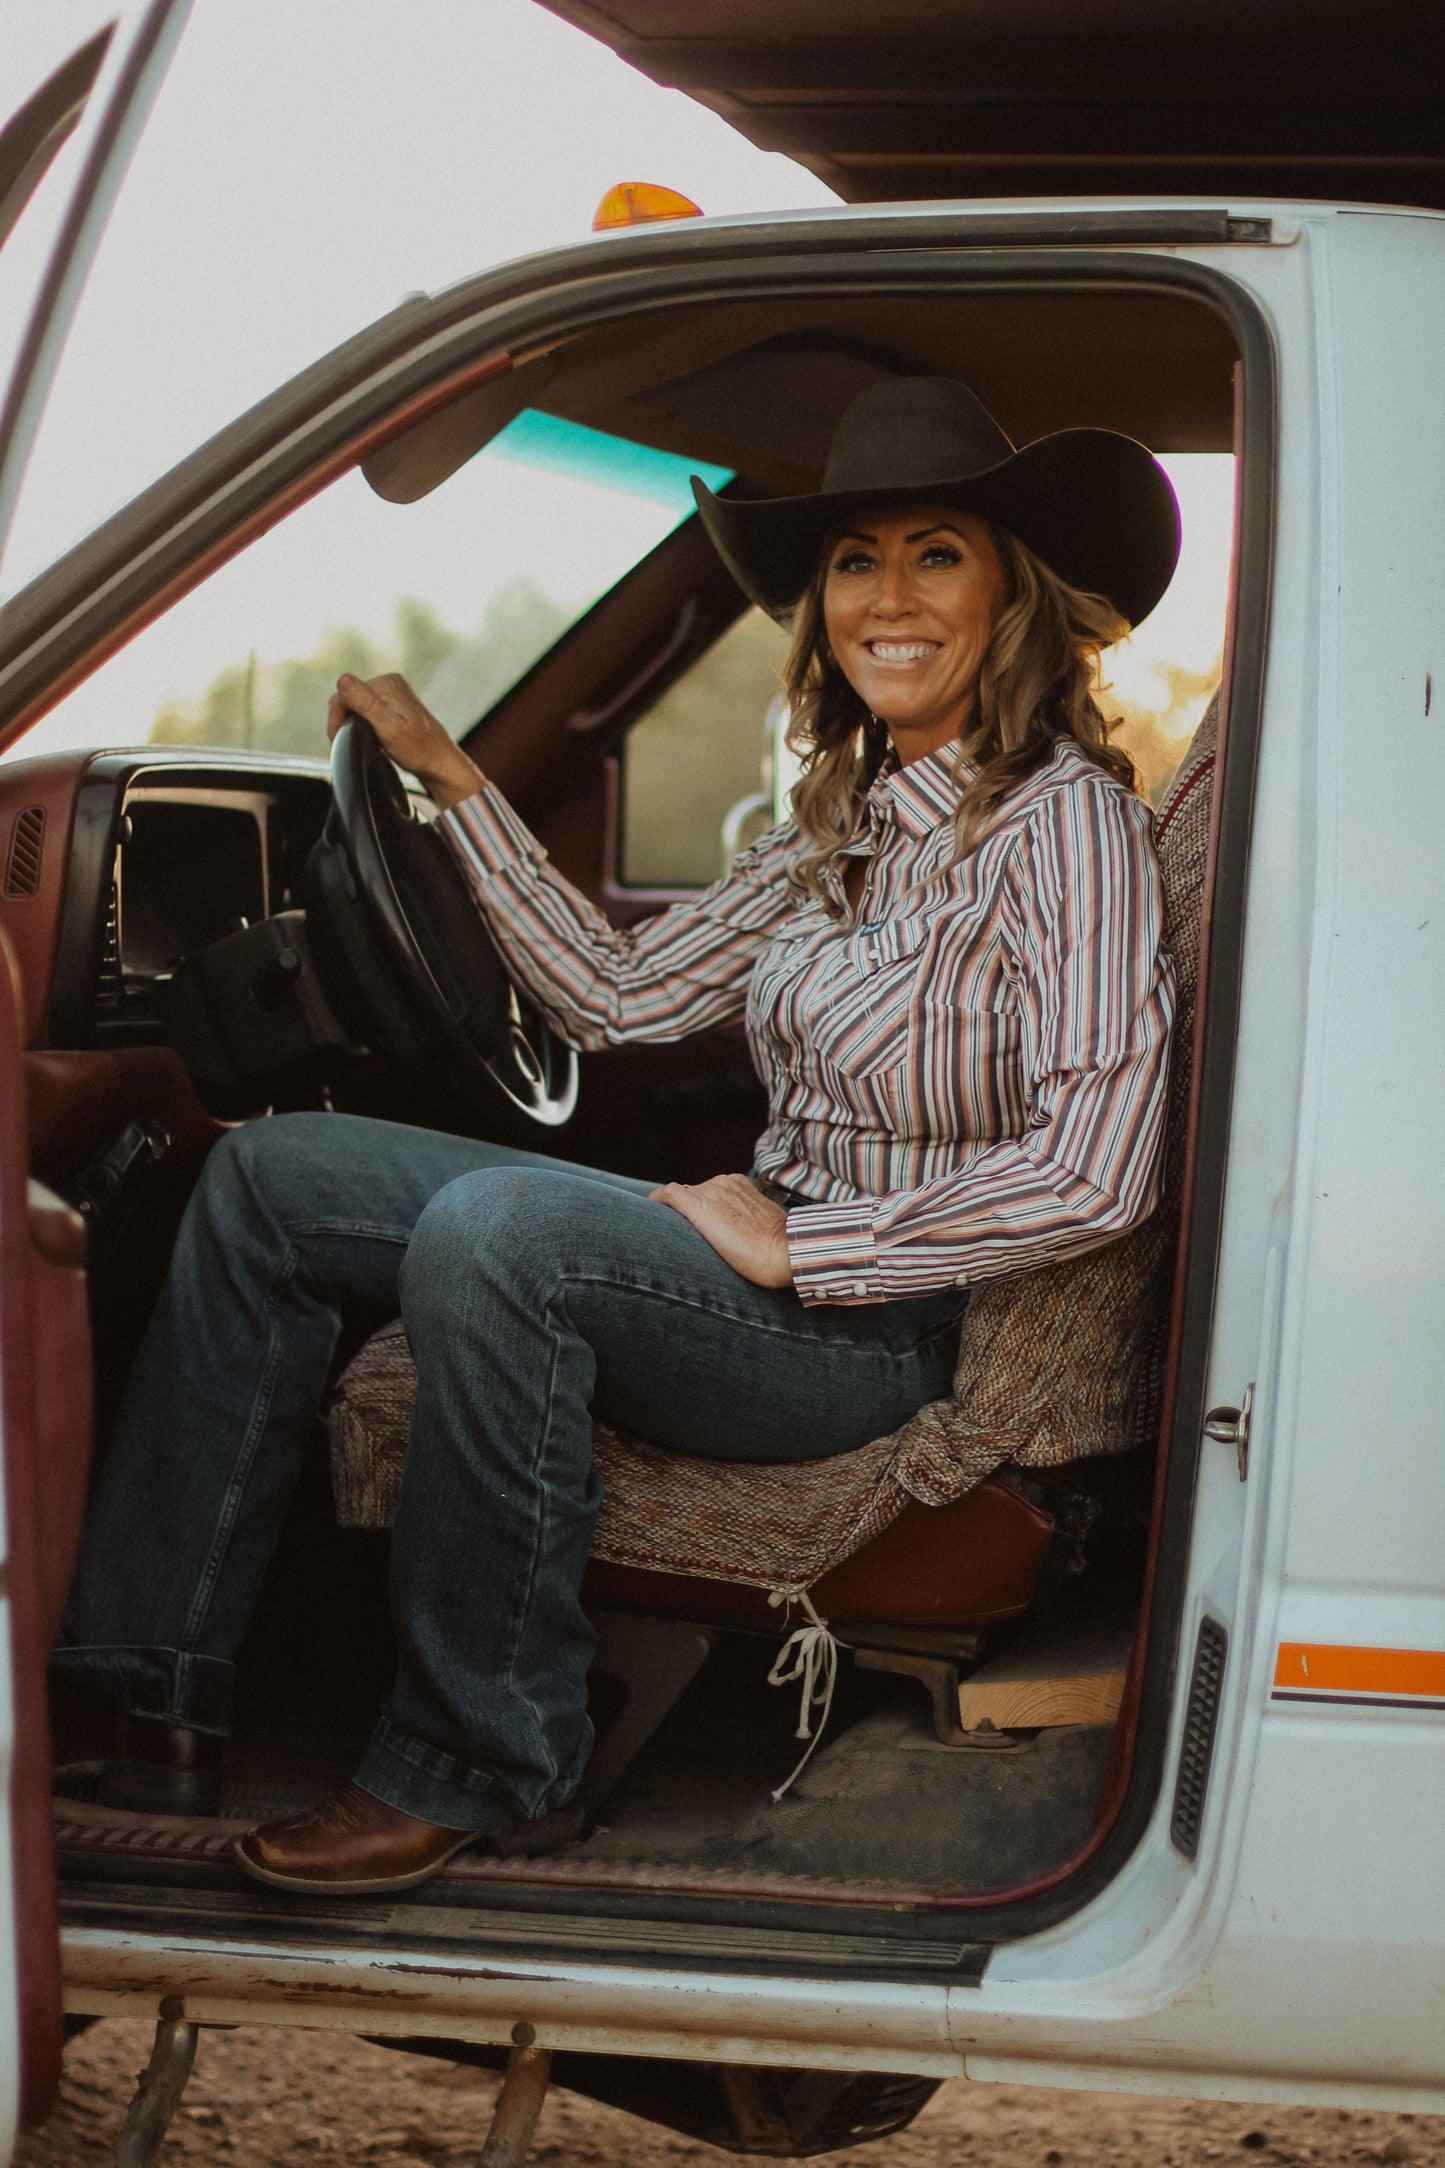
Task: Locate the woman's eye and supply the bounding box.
[831,550,874,575]
[919,543,962,567]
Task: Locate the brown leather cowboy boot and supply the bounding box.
[234,1782,585,1896]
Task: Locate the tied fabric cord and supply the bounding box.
[766,1587,845,1801]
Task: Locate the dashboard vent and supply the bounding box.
[5,806,46,897]
[94,878,122,1022]
[1170,1615,1228,1861]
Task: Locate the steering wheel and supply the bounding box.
[306,715,578,1127]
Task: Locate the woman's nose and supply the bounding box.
[872,557,916,616]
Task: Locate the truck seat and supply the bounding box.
[329,1312,1057,1629]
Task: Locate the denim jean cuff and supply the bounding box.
[354,1716,565,1833]
[49,1645,234,1736]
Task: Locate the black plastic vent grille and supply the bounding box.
[1171,1616,1228,1860]
[4,806,46,897]
[94,878,122,1020]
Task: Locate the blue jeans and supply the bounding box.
[54,1113,965,1830]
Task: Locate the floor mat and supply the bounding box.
[55,1697,1111,1906]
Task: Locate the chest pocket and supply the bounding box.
[852,912,931,972]
[801,912,936,1080]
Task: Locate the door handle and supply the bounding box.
[564,598,700,733]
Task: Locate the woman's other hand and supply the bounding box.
[328,672,486,811]
[651,1174,794,1289]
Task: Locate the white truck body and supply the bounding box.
[0,21,1441,2135]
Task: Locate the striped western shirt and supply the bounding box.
[439,738,1174,1307]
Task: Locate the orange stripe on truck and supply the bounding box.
[1273,1643,1445,1703]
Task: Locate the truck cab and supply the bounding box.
[0,2,1442,2156]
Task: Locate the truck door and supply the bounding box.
[0,926,91,2138]
[0,4,189,2143]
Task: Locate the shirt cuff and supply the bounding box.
[438,785,547,884]
[785,1199,885,1306]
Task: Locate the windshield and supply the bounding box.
[7,411,733,763]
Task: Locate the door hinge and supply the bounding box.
[1203,1382,1253,1481]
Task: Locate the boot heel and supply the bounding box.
[95,1717,225,1817]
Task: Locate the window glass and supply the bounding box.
[8,412,732,763]
[620,607,791,889]
[1106,452,1233,802]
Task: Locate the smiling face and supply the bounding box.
[821,505,1010,766]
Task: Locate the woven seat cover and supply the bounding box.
[329,698,1218,1592]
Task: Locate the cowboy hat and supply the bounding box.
[691,376,1181,629]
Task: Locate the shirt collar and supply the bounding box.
[867,743,973,839]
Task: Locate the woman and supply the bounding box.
[53,376,1179,1896]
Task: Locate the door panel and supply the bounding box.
[464,512,772,1186]
[1,928,91,2132]
[467,511,746,885]
[0,6,191,2135]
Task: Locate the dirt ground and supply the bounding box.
[15,2021,1442,2168]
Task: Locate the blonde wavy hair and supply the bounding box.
[783,519,1135,900]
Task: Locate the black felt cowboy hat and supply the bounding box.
[691,376,1181,630]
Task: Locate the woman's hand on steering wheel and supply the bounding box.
[651,1174,795,1290]
[328,672,485,812]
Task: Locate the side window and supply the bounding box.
[619,607,791,889]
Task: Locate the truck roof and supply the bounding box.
[536,0,1445,213]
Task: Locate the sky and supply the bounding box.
[0,0,839,578]
[0,0,1231,760]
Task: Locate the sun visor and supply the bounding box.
[625,336,895,489]
[362,351,559,504]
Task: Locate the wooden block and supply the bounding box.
[956,1630,1133,1732]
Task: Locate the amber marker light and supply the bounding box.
[592,181,703,231]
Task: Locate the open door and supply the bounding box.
[0,1,191,2140]
[0,927,91,2135]
[0,0,192,574]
